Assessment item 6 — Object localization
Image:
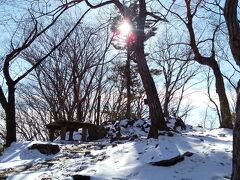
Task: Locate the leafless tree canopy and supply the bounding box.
[0,2,239,178]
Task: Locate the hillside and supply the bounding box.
[0,119,232,180]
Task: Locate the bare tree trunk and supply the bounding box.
[210,61,232,128]
[77,104,83,122]
[135,0,168,136]
[125,47,131,119]
[232,83,240,180]
[96,95,101,126]
[136,41,167,132]
[163,93,170,118]
[206,69,221,124]
[224,0,240,179]
[5,84,16,147]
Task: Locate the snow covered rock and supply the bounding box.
[167,117,192,131]
[103,119,150,142]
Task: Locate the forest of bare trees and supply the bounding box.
[0,0,239,179]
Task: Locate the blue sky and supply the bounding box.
[0,0,238,129]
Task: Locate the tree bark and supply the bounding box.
[210,61,232,128]
[223,0,240,179]
[224,0,240,66]
[232,82,240,180]
[125,47,131,119]
[5,84,16,147]
[163,92,170,119]
[135,0,168,134]
[96,95,101,126]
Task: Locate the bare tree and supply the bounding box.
[101,58,148,121]
[23,20,112,123]
[151,28,199,119]
[159,0,232,128]
[16,83,49,141]
[0,2,89,147]
[205,68,221,125]
[224,0,240,179]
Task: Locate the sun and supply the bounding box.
[118,20,132,36]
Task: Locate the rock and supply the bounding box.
[218,133,226,137]
[96,153,107,161]
[112,143,117,147]
[72,175,91,180]
[28,144,60,155]
[128,119,136,126]
[84,151,91,156]
[167,132,174,137]
[119,119,129,128]
[150,151,193,167]
[88,126,107,140]
[173,117,186,130]
[129,134,138,141]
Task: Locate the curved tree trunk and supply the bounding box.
[136,41,167,136]
[135,40,167,131]
[210,61,232,128]
[224,0,240,179]
[184,0,232,129]
[136,0,168,137]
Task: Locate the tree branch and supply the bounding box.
[15,9,91,84]
[146,12,168,22]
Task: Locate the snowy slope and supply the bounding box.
[0,119,232,180]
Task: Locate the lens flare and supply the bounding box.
[118,20,132,36]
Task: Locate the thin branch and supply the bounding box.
[15,9,91,84]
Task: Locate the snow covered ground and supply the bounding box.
[0,119,232,180]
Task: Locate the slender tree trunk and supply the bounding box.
[136,36,167,131]
[77,103,83,122]
[192,58,232,129]
[125,47,131,119]
[135,0,168,137]
[5,84,16,147]
[136,39,167,133]
[96,95,101,126]
[210,61,232,128]
[163,92,170,119]
[224,0,240,67]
